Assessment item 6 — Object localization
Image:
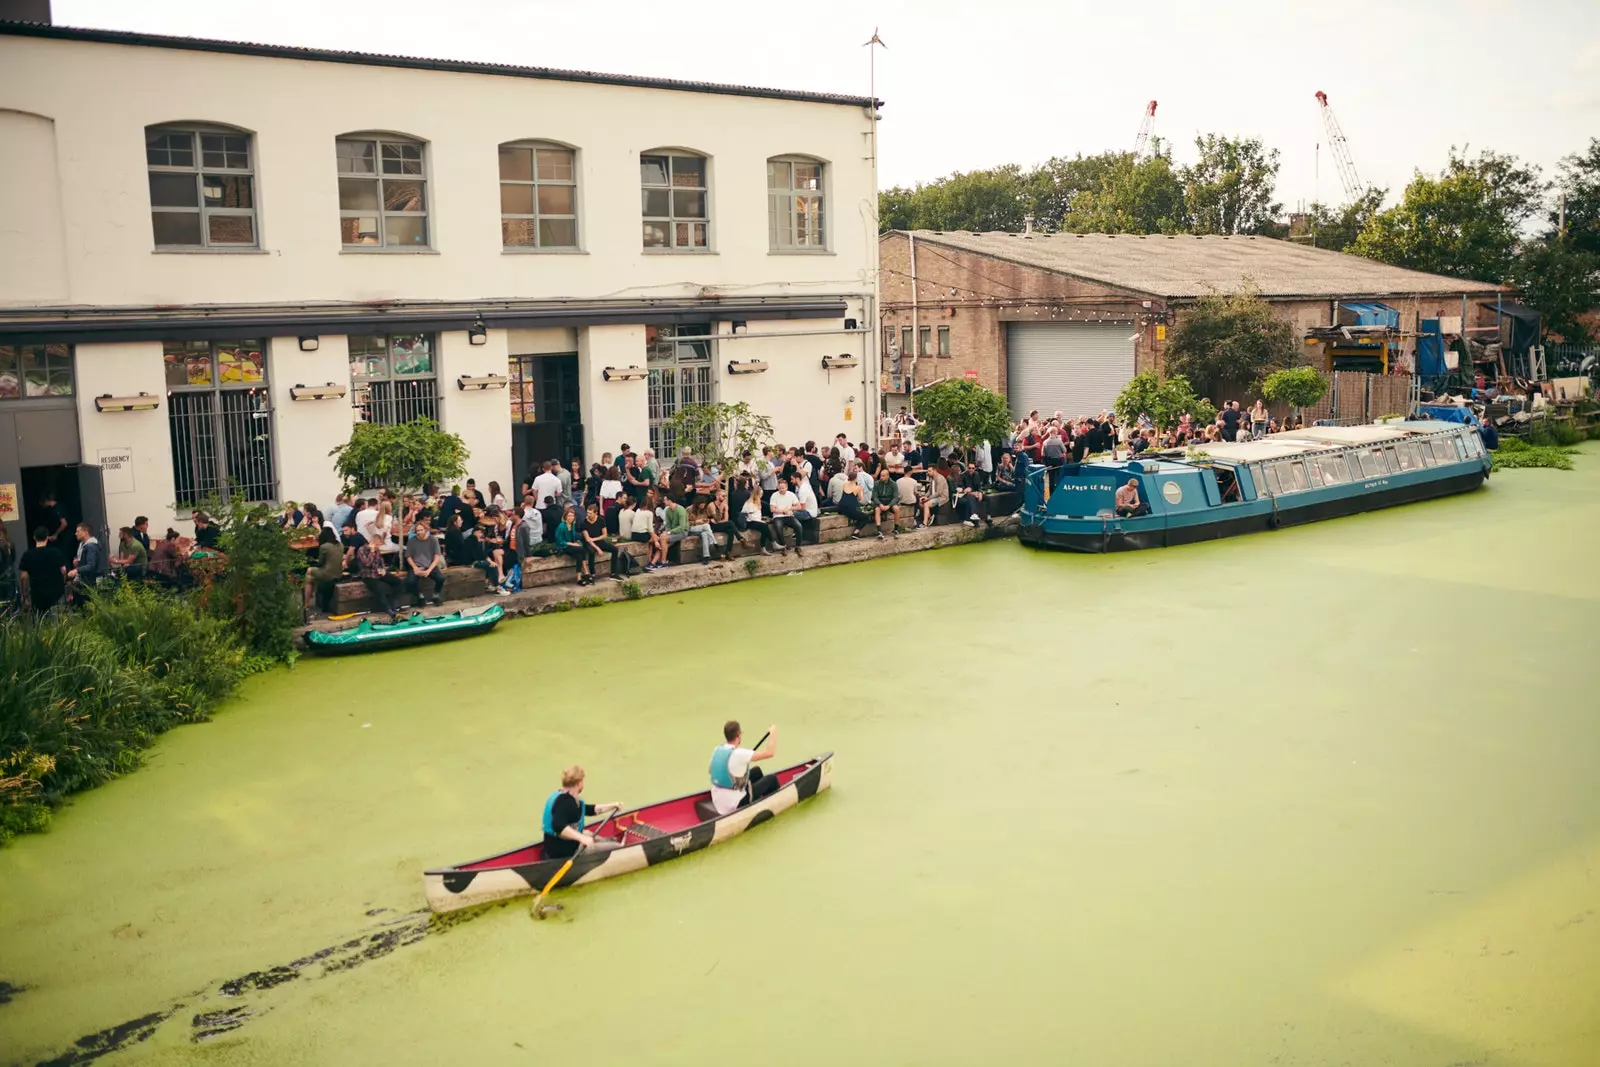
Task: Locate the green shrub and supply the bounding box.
[188,495,304,663]
[81,584,244,719]
[620,580,643,601]
[576,595,607,609]
[743,558,760,578]
[1491,445,1574,470]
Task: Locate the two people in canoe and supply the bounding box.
[541,765,625,859]
[710,720,779,815]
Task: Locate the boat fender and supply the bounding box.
[541,790,585,837]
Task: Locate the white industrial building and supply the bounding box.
[0,18,879,542]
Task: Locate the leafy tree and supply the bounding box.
[876,167,1028,233]
[1181,135,1283,235]
[661,401,775,475]
[1352,148,1546,283]
[912,379,1012,452]
[189,493,305,663]
[1511,236,1598,343]
[1113,371,1213,430]
[1552,137,1600,258]
[329,418,469,494]
[1261,366,1329,422]
[1065,150,1190,234]
[1163,289,1298,396]
[879,186,918,232]
[1297,188,1387,251]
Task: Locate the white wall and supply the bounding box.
[0,35,876,311]
[73,342,176,528]
[268,335,353,510]
[0,108,69,304]
[578,325,649,459]
[437,329,513,495]
[506,327,578,355]
[717,312,872,449]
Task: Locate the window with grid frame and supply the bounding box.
[336,136,430,248]
[937,326,951,357]
[145,126,258,249]
[349,333,439,426]
[645,324,715,456]
[0,344,74,399]
[499,142,579,249]
[163,339,276,507]
[640,153,709,249]
[766,157,825,251]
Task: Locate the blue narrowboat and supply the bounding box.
[1019,422,1491,552]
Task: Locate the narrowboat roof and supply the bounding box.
[1195,422,1462,464]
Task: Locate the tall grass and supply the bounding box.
[0,585,247,845]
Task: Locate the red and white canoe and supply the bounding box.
[423,753,833,913]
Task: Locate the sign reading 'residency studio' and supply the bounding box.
[96,447,135,495]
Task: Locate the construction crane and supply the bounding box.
[1132,100,1157,158]
[1314,90,1365,201]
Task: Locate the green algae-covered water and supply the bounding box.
[3,448,1598,1066]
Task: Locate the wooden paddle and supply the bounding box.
[530,804,623,920]
[328,610,371,622]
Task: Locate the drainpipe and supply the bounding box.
[908,232,920,401]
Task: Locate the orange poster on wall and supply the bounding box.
[0,483,18,522]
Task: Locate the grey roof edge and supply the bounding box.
[0,21,882,109]
[884,230,1506,299]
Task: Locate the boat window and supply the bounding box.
[1276,460,1309,493]
[1462,431,1483,458]
[1429,439,1456,465]
[1382,445,1400,472]
[1415,441,1437,468]
[1259,463,1280,496]
[1392,444,1416,471]
[1317,455,1350,485]
[1357,448,1385,478]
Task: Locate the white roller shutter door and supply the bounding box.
[1006,323,1136,419]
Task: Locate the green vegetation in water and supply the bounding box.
[548,601,574,612]
[1492,435,1576,470]
[620,580,643,601]
[744,557,761,578]
[0,584,245,845]
[576,595,607,609]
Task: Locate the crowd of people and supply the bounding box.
[1006,399,1299,466]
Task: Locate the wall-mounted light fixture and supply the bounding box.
[457,373,508,391]
[290,382,348,401]
[603,366,648,382]
[298,335,320,352]
[822,353,859,370]
[467,318,488,346]
[727,360,769,375]
[730,320,748,335]
[95,393,161,412]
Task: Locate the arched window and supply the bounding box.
[639,151,708,250]
[499,141,578,249]
[767,156,825,251]
[335,133,430,249]
[145,123,258,248]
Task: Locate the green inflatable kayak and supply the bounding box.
[305,604,505,655]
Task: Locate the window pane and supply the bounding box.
[217,341,265,384]
[341,216,381,245]
[690,223,708,247]
[207,214,256,245]
[339,178,380,211]
[391,335,432,375]
[673,190,705,218]
[0,346,15,398]
[938,326,951,356]
[349,337,388,378]
[643,221,668,247]
[499,146,533,181]
[640,155,669,186]
[536,148,574,182]
[164,340,214,387]
[538,185,574,215]
[502,219,538,246]
[384,215,428,246]
[152,211,203,246]
[767,160,790,190]
[794,162,822,190]
[146,131,193,168]
[203,174,253,208]
[41,345,74,398]
[337,139,376,174]
[642,189,670,217]
[381,142,424,175]
[500,184,535,215]
[670,156,704,188]
[769,194,787,247]
[150,172,199,207]
[383,180,426,212]
[21,346,68,397]
[539,218,577,247]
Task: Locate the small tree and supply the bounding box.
[1261,366,1329,424]
[188,494,306,663]
[912,379,1013,452]
[1164,288,1298,397]
[661,401,775,473]
[329,418,469,494]
[1113,371,1215,431]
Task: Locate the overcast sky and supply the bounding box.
[55,0,1600,214]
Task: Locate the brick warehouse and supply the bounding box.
[878,229,1504,418]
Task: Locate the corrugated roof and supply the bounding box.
[0,21,879,108]
[895,230,1502,299]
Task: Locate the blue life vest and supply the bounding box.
[541,790,585,837]
[709,744,747,790]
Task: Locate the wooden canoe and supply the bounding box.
[422,753,833,913]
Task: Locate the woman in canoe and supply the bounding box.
[543,766,625,859]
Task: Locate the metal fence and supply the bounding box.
[169,388,277,507]
[356,378,440,427]
[1546,343,1598,389]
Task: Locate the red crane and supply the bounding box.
[1314,90,1365,201]
[1132,100,1157,158]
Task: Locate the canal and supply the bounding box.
[2,447,1597,1065]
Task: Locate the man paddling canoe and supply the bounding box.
[709,721,780,815]
[542,765,624,859]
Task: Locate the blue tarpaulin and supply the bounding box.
[1417,317,1449,378]
[1340,302,1401,329]
[1418,404,1478,426]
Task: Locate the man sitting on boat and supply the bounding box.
[710,721,779,815]
[1114,479,1149,518]
[542,766,624,859]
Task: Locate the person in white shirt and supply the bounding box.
[599,467,624,505]
[791,474,819,547]
[767,483,803,555]
[532,461,563,515]
[975,440,994,476]
[827,468,850,504]
[355,499,379,544]
[708,720,779,815]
